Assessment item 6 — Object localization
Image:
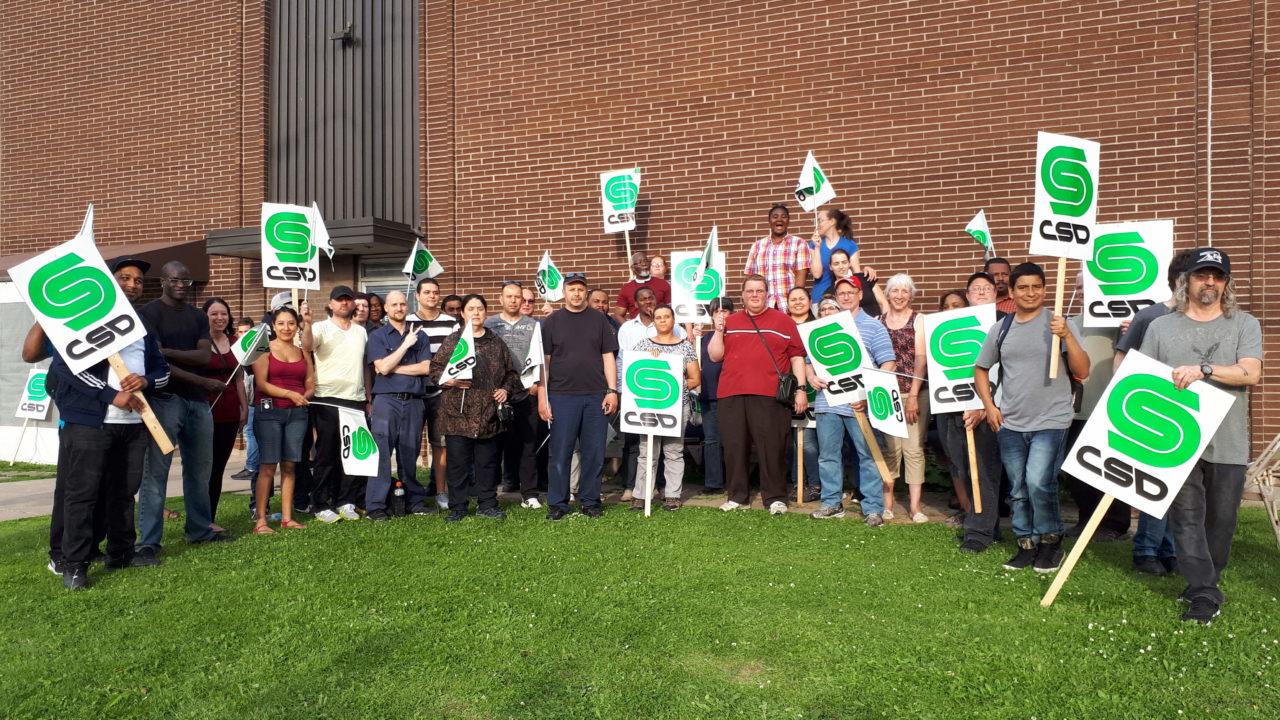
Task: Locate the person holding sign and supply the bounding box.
[974,262,1089,573]
[486,281,544,508]
[708,274,807,515]
[744,205,809,312]
[878,274,929,523]
[250,307,314,534]
[201,297,248,531]
[1136,248,1262,625]
[617,287,686,500]
[807,208,861,305]
[430,295,523,522]
[629,305,700,511]
[45,256,171,587]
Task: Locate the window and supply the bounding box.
[359,255,416,312]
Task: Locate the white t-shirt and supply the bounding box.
[104,337,146,424]
[312,319,368,401]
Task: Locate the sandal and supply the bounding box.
[280,519,308,529]
[163,508,181,520]
[209,523,226,533]
[252,525,276,534]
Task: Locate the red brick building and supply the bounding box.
[1,1,1275,451]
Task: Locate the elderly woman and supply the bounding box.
[430,294,523,522]
[879,274,929,523]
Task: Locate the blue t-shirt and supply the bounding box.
[366,323,433,395]
[699,333,723,401]
[808,237,860,304]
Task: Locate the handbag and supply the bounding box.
[746,312,799,406]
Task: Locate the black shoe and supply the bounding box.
[1065,524,1085,538]
[367,509,390,522]
[200,533,236,544]
[958,540,987,554]
[63,566,89,590]
[408,503,438,515]
[46,558,66,576]
[88,549,107,564]
[1133,555,1168,576]
[133,547,162,567]
[231,468,255,480]
[500,483,518,494]
[1182,598,1221,625]
[547,507,569,521]
[1161,557,1179,574]
[477,507,506,520]
[1093,527,1124,542]
[1033,540,1064,573]
[444,509,467,522]
[803,486,822,503]
[1003,542,1037,570]
[581,505,604,519]
[702,486,724,496]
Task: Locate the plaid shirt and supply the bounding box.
[744,234,809,311]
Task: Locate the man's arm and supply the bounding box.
[602,352,619,415]
[1054,316,1090,380]
[21,323,48,363]
[973,365,1003,431]
[1172,358,1262,390]
[163,338,212,367]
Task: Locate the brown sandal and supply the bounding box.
[280,519,307,529]
[163,508,181,520]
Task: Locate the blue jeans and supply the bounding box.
[816,412,883,514]
[367,395,427,511]
[244,404,259,472]
[789,426,818,490]
[137,394,216,549]
[547,393,607,511]
[701,399,723,490]
[995,427,1068,541]
[1133,512,1176,559]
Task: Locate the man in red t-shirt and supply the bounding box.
[614,251,671,322]
[707,274,808,515]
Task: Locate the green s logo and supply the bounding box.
[868,386,893,420]
[674,257,721,301]
[27,252,118,331]
[796,165,828,201]
[536,264,562,293]
[1106,373,1201,468]
[264,211,316,263]
[929,315,986,380]
[603,173,639,211]
[412,249,433,276]
[808,323,862,376]
[239,328,262,353]
[967,229,989,247]
[347,426,376,460]
[626,359,678,410]
[26,373,47,402]
[1041,145,1093,217]
[1087,231,1156,296]
[449,337,470,364]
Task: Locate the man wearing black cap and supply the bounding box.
[301,285,371,522]
[538,272,619,519]
[1138,248,1263,625]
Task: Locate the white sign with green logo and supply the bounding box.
[862,367,908,439]
[1082,220,1173,328]
[402,239,444,288]
[15,369,51,421]
[798,313,870,407]
[231,323,271,368]
[9,207,149,374]
[442,321,475,382]
[619,350,684,438]
[337,406,380,476]
[923,304,997,414]
[1061,351,1233,518]
[965,209,995,257]
[1031,131,1099,261]
[600,168,641,233]
[260,202,322,290]
[670,250,726,325]
[535,250,564,302]
[794,151,836,212]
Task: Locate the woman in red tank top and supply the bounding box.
[250,307,315,534]
[203,298,247,533]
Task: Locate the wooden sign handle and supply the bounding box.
[624,230,634,280]
[106,353,174,455]
[10,418,30,466]
[1041,494,1115,607]
[966,425,982,515]
[1048,257,1068,379]
[855,409,893,483]
[644,434,654,517]
[796,427,804,505]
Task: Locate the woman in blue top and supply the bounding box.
[808,207,862,304]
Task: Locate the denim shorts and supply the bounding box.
[254,405,309,464]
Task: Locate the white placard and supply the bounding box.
[791,384,817,429]
[520,326,543,390]
[924,304,998,414]
[15,369,51,421]
[442,322,475,382]
[600,168,641,233]
[619,350,684,438]
[338,406,380,477]
[670,250,726,325]
[794,151,836,212]
[798,313,869,406]
[1082,220,1174,327]
[260,202,321,290]
[1030,131,1100,261]
[863,368,908,439]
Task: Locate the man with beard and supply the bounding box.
[615,251,671,322]
[985,257,1015,315]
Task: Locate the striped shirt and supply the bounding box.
[744,234,810,311]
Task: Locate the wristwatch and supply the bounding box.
[1200,364,1214,378]
[605,388,620,395]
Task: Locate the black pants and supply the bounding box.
[936,414,1004,547]
[1170,460,1247,604]
[446,435,501,512]
[720,395,791,506]
[499,395,538,499]
[309,400,366,511]
[208,420,239,522]
[59,423,147,567]
[1063,418,1131,534]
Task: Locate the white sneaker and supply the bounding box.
[769,501,787,516]
[338,503,360,521]
[435,493,449,510]
[912,512,929,524]
[719,500,743,512]
[315,509,341,524]
[882,508,895,520]
[521,497,543,509]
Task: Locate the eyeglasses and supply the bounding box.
[968,286,995,294]
[502,280,523,288]
[164,277,194,287]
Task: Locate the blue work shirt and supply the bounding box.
[366,322,433,395]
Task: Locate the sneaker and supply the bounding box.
[958,540,987,554]
[63,566,89,590]
[719,500,744,512]
[570,493,577,503]
[582,506,603,519]
[521,497,543,509]
[231,468,255,480]
[1003,541,1037,570]
[911,512,929,524]
[629,498,645,511]
[338,504,360,521]
[201,533,236,544]
[133,547,162,566]
[444,509,467,523]
[46,558,65,576]
[882,509,895,520]
[477,507,506,520]
[1034,540,1064,573]
[810,504,845,519]
[547,507,569,521]
[409,503,438,515]
[768,501,787,516]
[1133,555,1168,576]
[315,509,341,524]
[366,509,389,522]
[1182,598,1221,625]
[865,513,884,527]
[1094,527,1124,542]
[803,486,821,503]
[436,493,450,510]
[663,497,681,511]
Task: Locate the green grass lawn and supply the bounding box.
[2,496,1277,719]
[0,462,57,483]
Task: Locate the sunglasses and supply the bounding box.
[502,280,523,288]
[564,272,587,282]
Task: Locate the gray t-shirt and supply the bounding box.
[1138,310,1263,465]
[975,309,1082,432]
[1115,301,1172,354]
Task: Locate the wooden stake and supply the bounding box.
[854,409,892,482]
[291,288,299,314]
[624,230,634,280]
[1041,494,1114,607]
[106,354,174,455]
[796,427,804,505]
[1048,256,1067,379]
[966,425,983,514]
[10,418,30,466]
[644,434,653,517]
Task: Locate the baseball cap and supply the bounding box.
[564,272,588,287]
[833,275,863,292]
[269,290,293,310]
[107,256,151,275]
[330,285,356,300]
[1187,248,1231,275]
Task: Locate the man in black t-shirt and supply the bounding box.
[135,261,232,560]
[538,273,620,519]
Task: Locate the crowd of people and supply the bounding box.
[30,204,1263,627]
